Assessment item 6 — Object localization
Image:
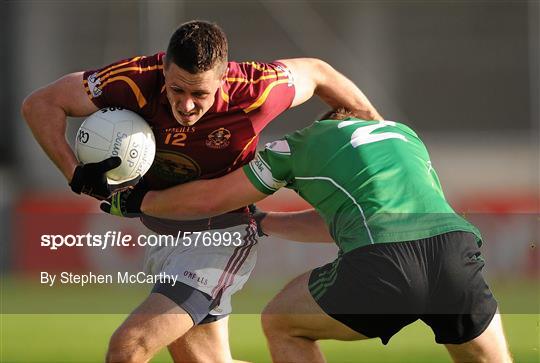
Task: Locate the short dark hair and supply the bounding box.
[319,108,363,121]
[165,20,228,74]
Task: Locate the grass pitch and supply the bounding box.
[1,278,538,362]
[1,314,538,362]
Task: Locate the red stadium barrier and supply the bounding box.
[12,193,145,274]
[10,190,538,277]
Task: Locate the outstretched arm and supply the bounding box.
[132,169,335,243]
[112,162,334,243]
[261,209,334,243]
[278,58,383,120]
[141,167,268,220]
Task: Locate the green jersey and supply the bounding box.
[243,118,481,253]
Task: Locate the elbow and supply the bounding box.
[304,57,329,69]
[311,59,336,92]
[308,58,332,77]
[21,90,47,124]
[312,58,332,72]
[21,92,37,121]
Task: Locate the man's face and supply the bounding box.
[163,62,224,126]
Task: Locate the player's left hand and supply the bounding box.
[100,188,148,218]
[69,156,122,200]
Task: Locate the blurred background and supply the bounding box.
[1,1,538,362]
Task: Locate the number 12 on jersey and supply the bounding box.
[164,132,187,147]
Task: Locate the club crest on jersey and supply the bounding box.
[149,150,201,187]
[206,127,231,149]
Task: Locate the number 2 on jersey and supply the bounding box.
[338,120,407,148]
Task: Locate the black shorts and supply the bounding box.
[152,282,227,325]
[308,231,498,345]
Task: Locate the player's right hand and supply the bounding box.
[69,156,121,200]
[99,188,148,218]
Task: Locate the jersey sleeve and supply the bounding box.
[243,139,293,195]
[226,61,295,133]
[82,53,164,112]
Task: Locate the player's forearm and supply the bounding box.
[142,182,223,220]
[142,168,267,221]
[21,92,79,181]
[314,60,383,121]
[261,209,334,243]
[142,179,252,220]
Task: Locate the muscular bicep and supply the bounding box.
[277,58,383,120]
[20,72,101,181]
[277,58,321,108]
[35,72,98,118]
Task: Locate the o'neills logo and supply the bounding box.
[87,72,102,98]
[206,127,231,149]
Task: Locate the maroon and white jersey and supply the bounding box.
[83,53,295,233]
